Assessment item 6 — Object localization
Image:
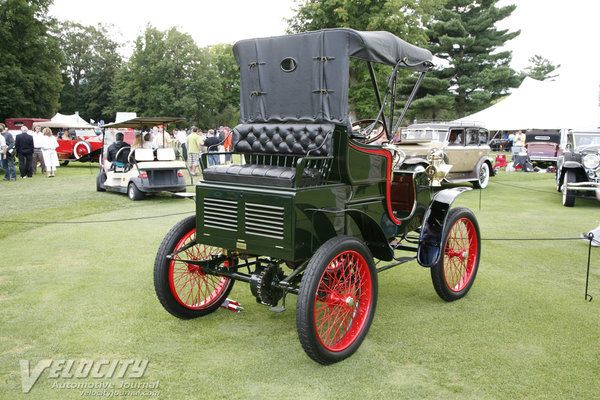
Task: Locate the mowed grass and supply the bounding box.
[0,164,599,399]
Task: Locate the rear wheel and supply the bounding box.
[431,207,480,301]
[562,170,576,207]
[297,236,378,364]
[127,182,144,201]
[472,163,490,189]
[154,216,234,319]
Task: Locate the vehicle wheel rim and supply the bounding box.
[168,228,229,310]
[74,143,89,158]
[443,217,478,292]
[313,250,372,352]
[479,165,489,186]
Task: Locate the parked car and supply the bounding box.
[395,122,494,188]
[556,129,600,206]
[153,28,482,365]
[97,117,190,201]
[525,130,561,165]
[4,118,49,139]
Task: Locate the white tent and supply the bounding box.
[455,76,600,131]
[32,113,95,129]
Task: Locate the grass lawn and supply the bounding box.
[0,163,599,399]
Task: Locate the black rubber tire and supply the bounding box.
[296,236,378,365]
[472,163,490,189]
[96,171,106,192]
[127,182,144,201]
[562,170,576,207]
[154,216,234,319]
[431,207,481,302]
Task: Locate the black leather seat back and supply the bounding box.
[232,123,334,157]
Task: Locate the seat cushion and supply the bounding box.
[203,164,320,187]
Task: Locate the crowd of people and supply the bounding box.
[139,125,232,176]
[1,123,60,180]
[1,122,234,181]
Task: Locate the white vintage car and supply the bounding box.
[393,122,494,188]
[97,117,190,201]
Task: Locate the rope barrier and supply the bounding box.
[0,211,194,225]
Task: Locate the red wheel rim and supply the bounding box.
[168,228,229,310]
[74,143,89,158]
[313,250,372,352]
[443,218,478,292]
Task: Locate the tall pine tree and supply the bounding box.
[424,0,520,119]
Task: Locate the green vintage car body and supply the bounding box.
[154,28,482,365]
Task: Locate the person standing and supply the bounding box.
[31,126,46,175]
[204,129,221,167]
[186,127,201,176]
[176,128,188,161]
[154,126,172,148]
[0,129,6,176]
[41,128,59,177]
[1,124,17,181]
[15,126,34,178]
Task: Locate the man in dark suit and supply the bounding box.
[15,126,34,178]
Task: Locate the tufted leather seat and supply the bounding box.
[203,123,334,187]
[231,123,333,156]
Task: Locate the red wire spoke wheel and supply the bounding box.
[297,236,377,364]
[431,207,480,302]
[154,216,234,319]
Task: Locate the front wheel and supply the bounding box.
[562,170,576,207]
[431,207,481,301]
[296,236,378,364]
[472,163,490,189]
[154,215,234,319]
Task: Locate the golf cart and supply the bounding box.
[154,29,482,364]
[97,117,190,201]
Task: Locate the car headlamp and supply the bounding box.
[582,153,600,170]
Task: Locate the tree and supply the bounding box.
[53,21,122,122]
[286,0,443,121]
[0,0,62,120]
[426,0,521,118]
[110,26,223,128]
[522,54,560,81]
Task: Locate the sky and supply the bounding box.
[48,0,600,86]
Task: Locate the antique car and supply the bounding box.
[395,122,494,188]
[31,114,103,165]
[524,130,561,165]
[556,129,600,206]
[97,117,190,201]
[153,29,481,364]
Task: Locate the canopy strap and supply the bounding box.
[312,89,334,95]
[248,61,266,69]
[313,56,336,62]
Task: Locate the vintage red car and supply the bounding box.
[33,114,103,164]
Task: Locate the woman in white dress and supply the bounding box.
[42,128,59,177]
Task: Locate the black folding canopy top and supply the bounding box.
[233,28,433,126]
[101,117,184,129]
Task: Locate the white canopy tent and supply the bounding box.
[32,112,96,130]
[455,76,600,131]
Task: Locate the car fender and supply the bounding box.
[308,207,393,261]
[557,161,584,183]
[417,187,472,268]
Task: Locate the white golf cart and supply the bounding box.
[97,117,191,201]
